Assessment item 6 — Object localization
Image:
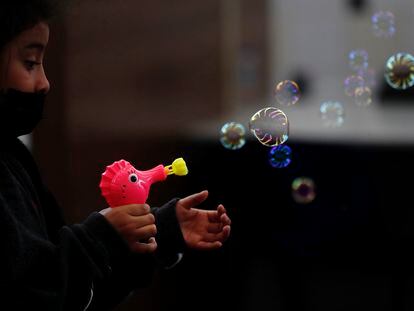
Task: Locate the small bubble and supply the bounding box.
[354,86,372,107]
[220,122,246,150]
[268,145,292,168]
[273,80,301,106]
[320,101,345,128]
[371,11,396,38]
[384,52,414,90]
[292,177,316,204]
[357,68,377,89]
[344,75,365,96]
[349,49,368,72]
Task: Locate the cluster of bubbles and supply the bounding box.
[220,79,297,158]
[217,7,414,209]
[345,50,375,106]
[370,11,414,91]
[326,10,414,131]
[219,78,318,204]
[252,80,299,148]
[339,10,399,113]
[319,46,376,129]
[247,80,298,167]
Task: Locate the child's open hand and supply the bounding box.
[176,190,231,250]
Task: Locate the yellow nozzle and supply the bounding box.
[164,157,188,176]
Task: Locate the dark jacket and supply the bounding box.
[0,138,185,310]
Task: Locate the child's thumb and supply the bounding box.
[179,190,209,209]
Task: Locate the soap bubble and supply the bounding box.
[268,145,292,168]
[344,75,365,96]
[249,107,289,147]
[320,101,344,128]
[273,80,301,106]
[354,86,372,107]
[349,49,368,72]
[220,122,246,150]
[384,52,414,90]
[358,68,377,89]
[371,11,395,38]
[292,177,316,204]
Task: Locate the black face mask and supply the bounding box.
[0,89,46,138]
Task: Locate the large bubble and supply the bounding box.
[384,52,414,90]
[249,107,289,147]
[268,145,292,168]
[273,80,301,106]
[292,177,316,204]
[220,122,246,150]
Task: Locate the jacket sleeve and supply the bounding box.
[81,212,156,311]
[0,184,155,310]
[151,198,187,268]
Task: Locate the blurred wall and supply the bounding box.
[31,1,414,311]
[32,1,267,311]
[267,0,414,144]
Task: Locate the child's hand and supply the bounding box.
[100,204,157,253]
[176,190,231,250]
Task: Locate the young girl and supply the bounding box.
[0,1,231,310]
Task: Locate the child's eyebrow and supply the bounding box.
[24,42,46,52]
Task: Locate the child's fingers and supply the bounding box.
[179,190,209,209]
[222,225,231,241]
[220,213,231,226]
[200,230,230,243]
[195,241,223,250]
[132,213,155,228]
[132,224,157,240]
[207,204,228,222]
[217,204,226,215]
[207,222,223,233]
[123,204,151,216]
[130,237,157,253]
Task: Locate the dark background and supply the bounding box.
[30,0,414,310]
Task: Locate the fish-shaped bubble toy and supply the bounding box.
[99,157,188,207]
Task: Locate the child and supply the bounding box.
[0,0,231,310]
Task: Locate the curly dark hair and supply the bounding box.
[0,0,66,49]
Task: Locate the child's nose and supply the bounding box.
[36,67,50,94]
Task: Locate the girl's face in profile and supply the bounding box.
[0,22,50,94]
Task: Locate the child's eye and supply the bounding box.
[24,60,41,70]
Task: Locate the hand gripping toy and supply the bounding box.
[99,158,188,207]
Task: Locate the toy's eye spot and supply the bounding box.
[129,174,138,183]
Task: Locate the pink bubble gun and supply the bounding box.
[99,158,188,207]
